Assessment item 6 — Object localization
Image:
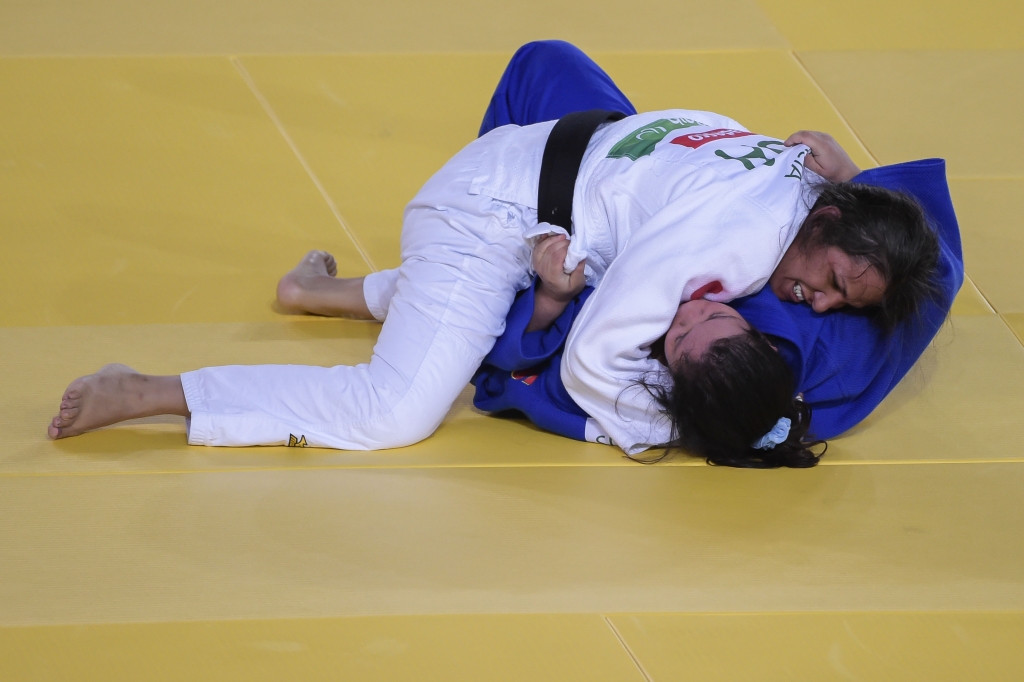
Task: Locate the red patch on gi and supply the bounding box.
[511,369,538,386]
[690,281,724,300]
[670,128,753,149]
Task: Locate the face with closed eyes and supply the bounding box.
[662,299,751,370]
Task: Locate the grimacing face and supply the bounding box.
[769,208,887,313]
[662,299,750,370]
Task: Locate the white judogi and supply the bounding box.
[182,110,817,452]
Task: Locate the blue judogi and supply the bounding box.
[471,41,964,442]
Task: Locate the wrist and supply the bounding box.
[837,162,861,183]
[536,280,578,304]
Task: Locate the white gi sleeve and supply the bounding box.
[560,189,796,456]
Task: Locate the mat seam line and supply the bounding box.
[788,51,879,167]
[998,313,1024,350]
[6,457,1024,479]
[602,615,654,682]
[966,275,998,314]
[229,55,377,272]
[6,609,1023,629]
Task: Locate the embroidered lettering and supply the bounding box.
[714,140,788,170]
[785,148,810,179]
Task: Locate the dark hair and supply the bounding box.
[637,329,823,468]
[802,182,940,330]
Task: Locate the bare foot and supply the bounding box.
[276,250,373,319]
[48,364,188,440]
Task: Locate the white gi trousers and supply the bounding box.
[181,136,535,449]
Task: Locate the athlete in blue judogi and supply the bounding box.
[471,41,963,454]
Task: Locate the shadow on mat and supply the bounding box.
[51,422,189,457]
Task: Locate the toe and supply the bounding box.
[48,423,60,439]
[60,407,79,421]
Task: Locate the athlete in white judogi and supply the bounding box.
[48,111,896,455]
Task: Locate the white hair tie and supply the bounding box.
[753,417,791,450]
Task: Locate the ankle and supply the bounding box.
[135,374,189,418]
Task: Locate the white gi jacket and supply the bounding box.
[470,110,819,454]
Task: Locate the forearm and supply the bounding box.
[527,287,573,332]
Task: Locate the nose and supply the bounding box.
[811,290,844,313]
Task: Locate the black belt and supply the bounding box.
[537,109,626,234]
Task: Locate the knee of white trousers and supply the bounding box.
[363,268,401,322]
[180,331,477,451]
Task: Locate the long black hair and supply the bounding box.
[637,328,823,468]
[802,182,941,330]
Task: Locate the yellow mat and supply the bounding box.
[2,0,1023,679]
[4,613,1023,681]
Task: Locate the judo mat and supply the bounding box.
[2,1,1024,679]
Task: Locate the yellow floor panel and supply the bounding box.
[797,50,1024,177]
[0,0,785,57]
[950,179,1024,313]
[828,315,1024,461]
[949,276,994,315]
[755,0,1024,50]
[0,614,642,682]
[1005,314,1024,347]
[0,57,368,328]
[3,463,1023,625]
[237,54,511,270]
[610,612,1024,681]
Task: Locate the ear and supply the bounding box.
[797,204,843,244]
[811,205,842,223]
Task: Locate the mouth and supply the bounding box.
[793,283,805,303]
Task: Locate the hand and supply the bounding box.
[784,130,861,183]
[532,234,586,302]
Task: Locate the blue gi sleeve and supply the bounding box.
[472,351,592,442]
[483,282,595,371]
[473,282,595,442]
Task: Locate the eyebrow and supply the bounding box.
[678,312,738,342]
